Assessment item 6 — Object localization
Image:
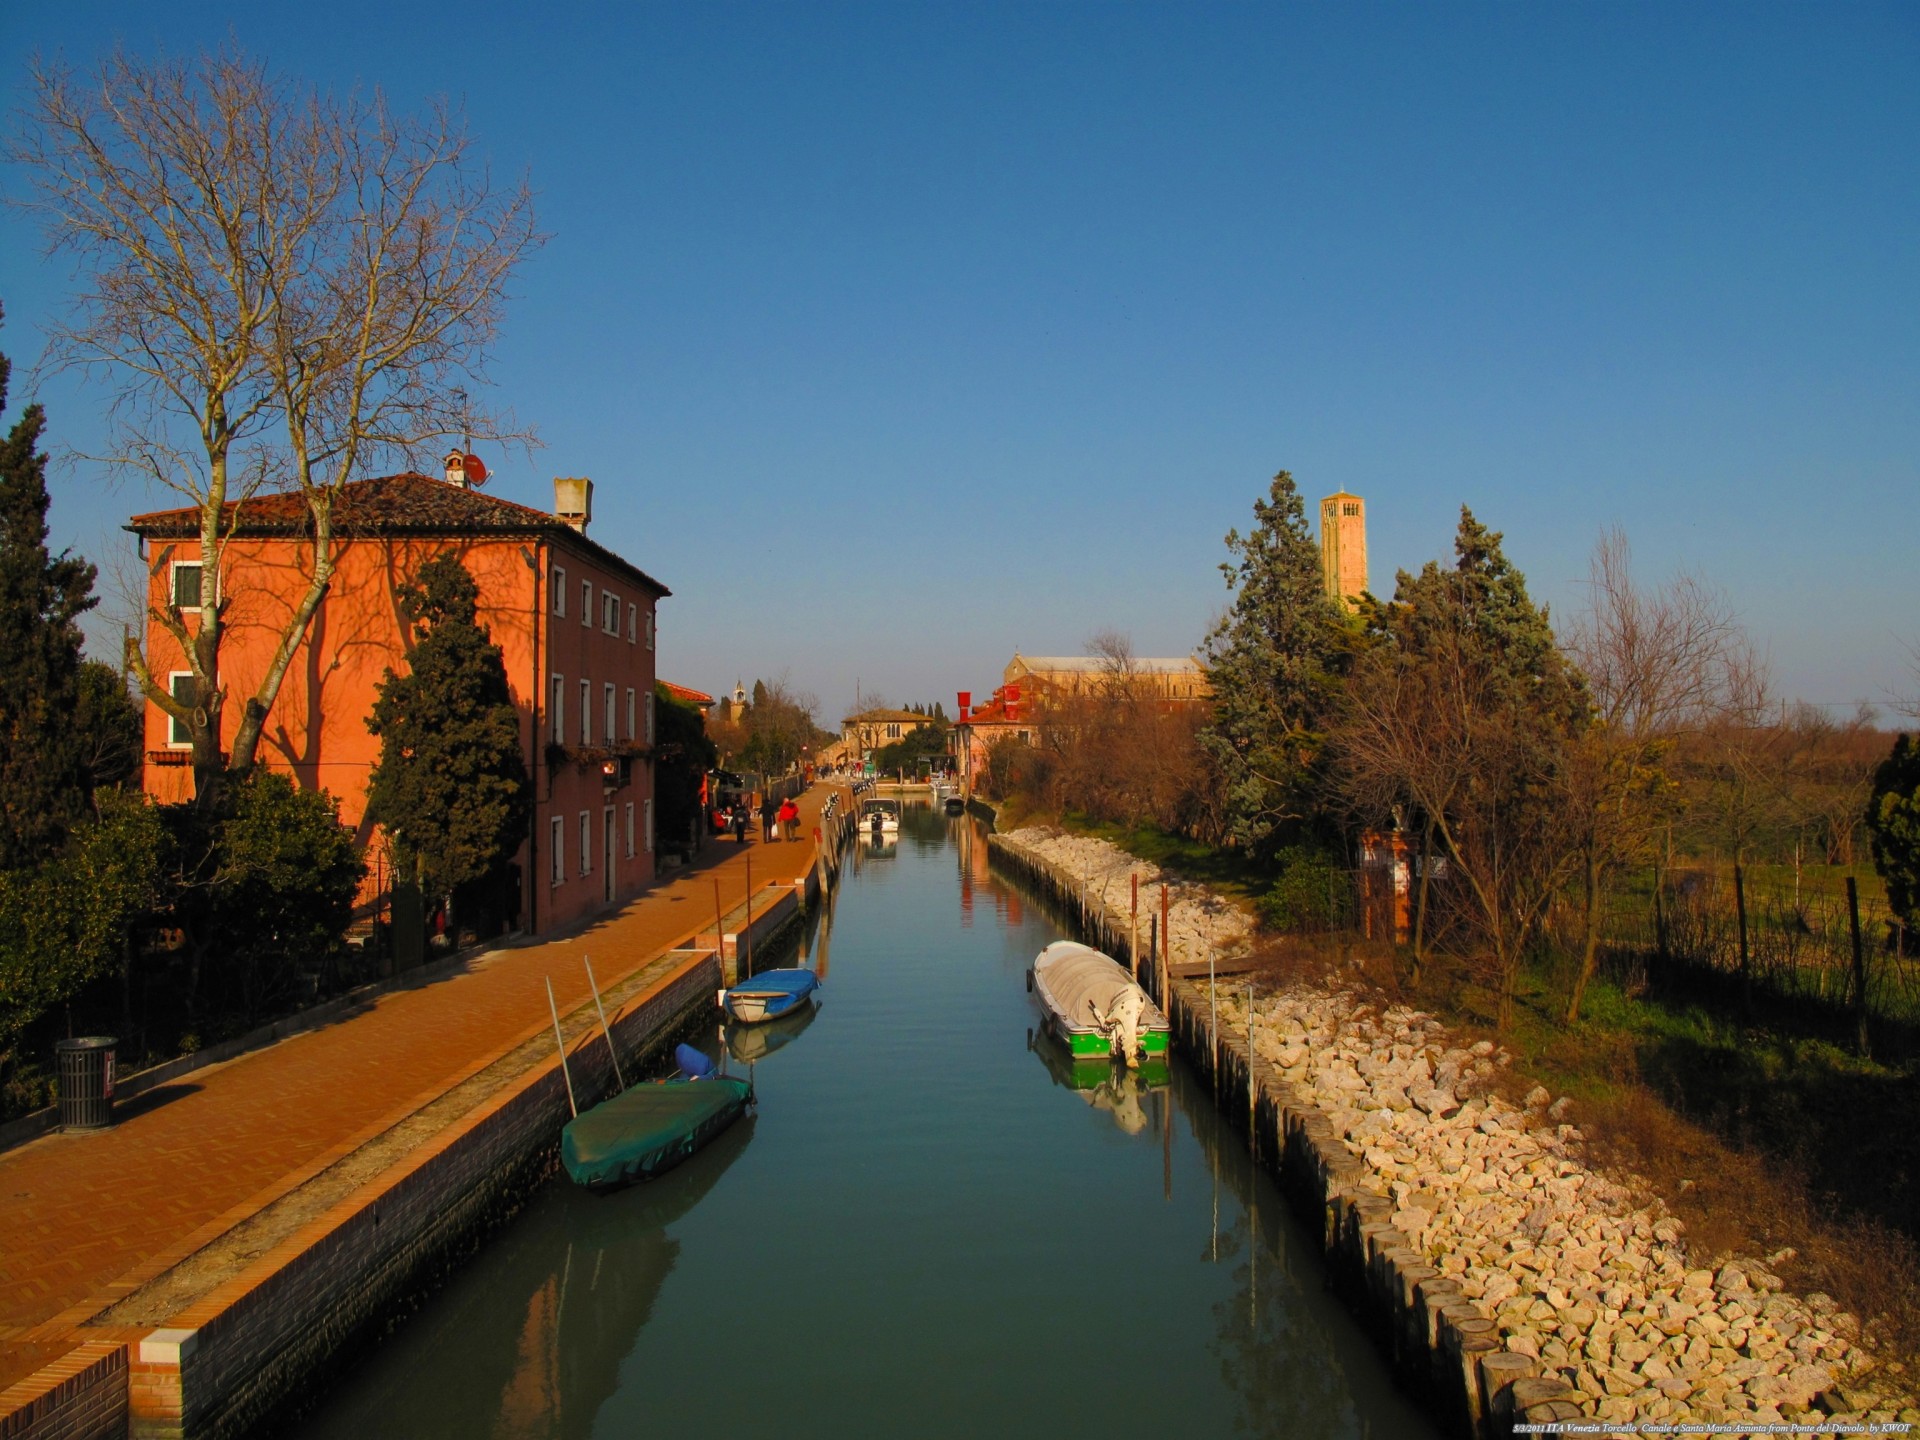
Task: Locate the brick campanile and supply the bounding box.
[1319,490,1368,607]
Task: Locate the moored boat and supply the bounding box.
[719,966,820,1023]
[1028,940,1170,1067]
[561,1073,754,1192]
[860,798,902,837]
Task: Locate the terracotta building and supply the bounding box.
[127,464,670,935]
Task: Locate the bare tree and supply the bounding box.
[1561,531,1751,1020]
[13,46,541,802]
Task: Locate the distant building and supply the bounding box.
[948,686,1037,793]
[823,708,938,770]
[1319,490,1368,606]
[1003,652,1210,702]
[128,462,669,936]
[660,682,714,717]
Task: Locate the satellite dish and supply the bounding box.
[462,453,489,486]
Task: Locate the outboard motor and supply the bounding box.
[1090,987,1148,1069]
[870,812,884,839]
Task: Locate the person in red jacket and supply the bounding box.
[776,796,800,842]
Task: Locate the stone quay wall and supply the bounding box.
[988,823,1917,1438]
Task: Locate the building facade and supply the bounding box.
[128,467,670,935]
[1002,653,1211,702]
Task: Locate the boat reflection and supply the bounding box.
[295,1116,756,1440]
[1026,1028,1168,1136]
[724,998,819,1064]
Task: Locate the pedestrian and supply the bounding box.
[761,795,777,841]
[778,795,800,841]
[732,807,747,845]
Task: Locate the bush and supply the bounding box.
[1257,844,1345,932]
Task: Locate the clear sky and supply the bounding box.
[3,2,1915,726]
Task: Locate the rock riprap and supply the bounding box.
[996,824,1917,1431]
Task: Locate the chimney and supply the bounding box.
[443,449,468,487]
[957,691,971,723]
[553,477,593,533]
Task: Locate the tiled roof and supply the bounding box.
[661,682,714,705]
[842,708,937,725]
[126,472,670,596]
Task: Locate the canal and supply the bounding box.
[291,804,1439,1439]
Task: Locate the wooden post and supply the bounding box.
[714,878,729,984]
[583,955,624,1091]
[744,853,755,972]
[1848,877,1870,1058]
[545,977,577,1118]
[1161,882,1172,1010]
[1247,981,1257,1156]
[1130,872,1140,981]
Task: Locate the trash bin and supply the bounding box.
[55,1037,118,1131]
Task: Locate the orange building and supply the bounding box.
[128,465,670,935]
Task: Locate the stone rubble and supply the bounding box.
[1001,824,1919,1433]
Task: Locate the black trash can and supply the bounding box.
[55,1036,118,1131]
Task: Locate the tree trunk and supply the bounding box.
[1566,849,1602,1023]
[1410,822,1433,987]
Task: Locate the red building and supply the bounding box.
[128,465,669,934]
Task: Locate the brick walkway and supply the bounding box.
[0,785,845,1393]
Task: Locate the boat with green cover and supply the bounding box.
[561,1076,754,1192]
[1028,940,1170,1066]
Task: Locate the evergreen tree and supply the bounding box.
[366,554,530,914]
[0,307,99,868]
[1867,734,1920,936]
[1201,471,1352,854]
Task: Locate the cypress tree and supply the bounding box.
[1201,470,1351,854]
[0,309,99,868]
[366,554,530,912]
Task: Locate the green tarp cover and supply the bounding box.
[562,1077,753,1191]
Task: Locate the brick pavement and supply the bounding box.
[0,784,846,1394]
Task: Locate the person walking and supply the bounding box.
[761,795,778,841]
[777,795,800,842]
[731,806,748,845]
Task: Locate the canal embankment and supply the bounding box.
[986,823,1918,1438]
[1,791,850,1440]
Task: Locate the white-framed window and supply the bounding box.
[579,679,591,744]
[551,674,564,744]
[550,816,565,884]
[603,683,616,744]
[645,609,654,651]
[170,560,203,609]
[626,602,637,644]
[625,687,636,741]
[645,690,655,744]
[167,671,195,746]
[645,797,655,853]
[581,579,592,628]
[551,565,567,618]
[624,801,635,858]
[579,810,592,875]
[603,591,620,634]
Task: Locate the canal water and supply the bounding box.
[292,805,1438,1439]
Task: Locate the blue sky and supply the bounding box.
[3,2,1915,724]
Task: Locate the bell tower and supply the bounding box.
[1319,491,1368,608]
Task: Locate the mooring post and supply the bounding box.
[545,977,578,1118]
[1130,872,1140,981]
[583,954,624,1091]
[1161,882,1172,1009]
[1247,980,1256,1156]
[714,878,730,984]
[745,852,754,972]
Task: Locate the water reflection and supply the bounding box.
[1026,1028,1166,1135]
[298,1119,754,1440]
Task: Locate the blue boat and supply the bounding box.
[719,967,820,1023]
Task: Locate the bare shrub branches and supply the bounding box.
[12,45,542,795]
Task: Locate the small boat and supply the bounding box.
[719,966,820,1023]
[944,794,966,815]
[859,798,901,838]
[1028,940,1171,1068]
[561,1056,754,1193]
